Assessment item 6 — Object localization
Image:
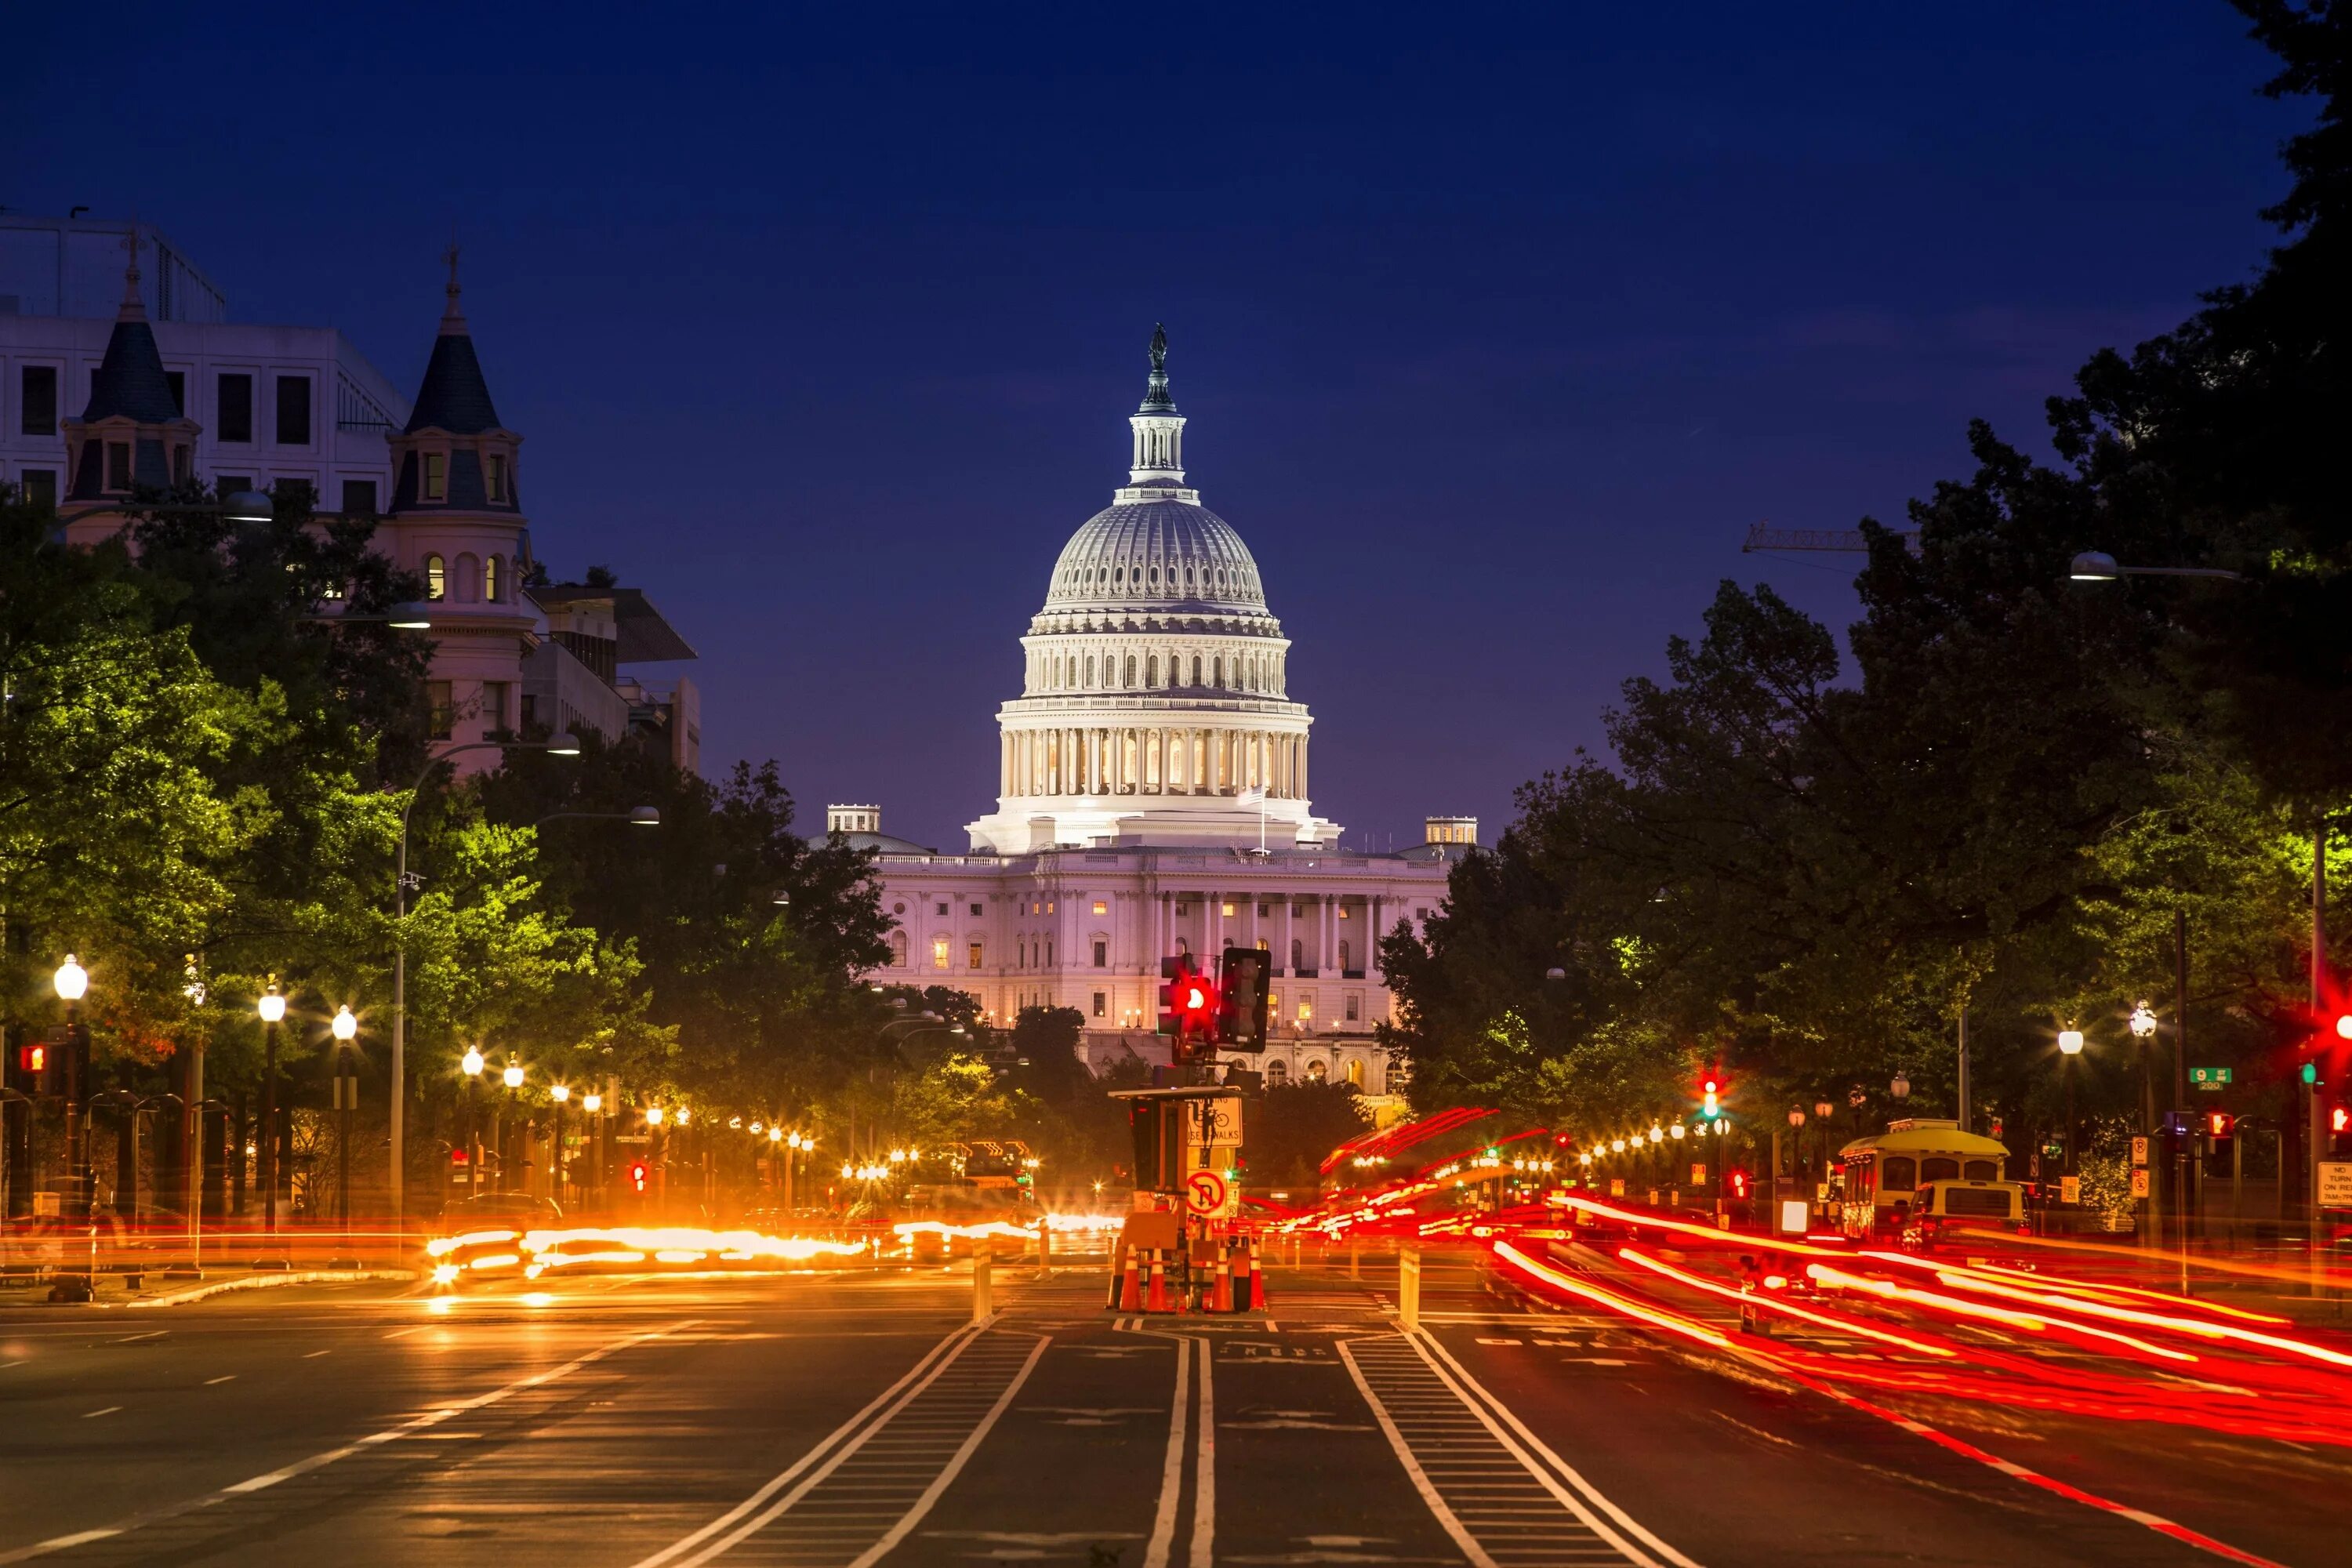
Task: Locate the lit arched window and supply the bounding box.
[1305,1059,1328,1083]
[1346,1059,1365,1087]
[424,554,446,600]
[484,554,503,603]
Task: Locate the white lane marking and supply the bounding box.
[0,1320,695,1565]
[626,1322,988,1568]
[205,1375,236,1385]
[82,1407,121,1419]
[302,1349,332,1359]
[1141,1337,1191,1568]
[384,1327,422,1339]
[1413,1332,1701,1568]
[0,1360,24,1370]
[115,1331,168,1343]
[1189,1336,1215,1568]
[1335,1341,1497,1568]
[844,1335,1049,1568]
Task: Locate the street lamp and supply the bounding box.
[52,956,91,1231]
[461,1047,485,1077]
[1889,1070,1911,1102]
[256,979,286,1235]
[388,732,581,1230]
[2057,1028,2086,1187]
[503,1060,525,1090]
[2069,550,2241,583]
[550,1084,571,1207]
[328,1006,358,1229]
[459,1045,485,1199]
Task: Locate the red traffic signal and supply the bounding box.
[630,1160,649,1192]
[449,1147,470,1165]
[2332,1105,2350,1137]
[2205,1111,2234,1139]
[17,1044,45,1074]
[1727,1169,1750,1200]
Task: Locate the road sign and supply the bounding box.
[1183,1168,1234,1218]
[2130,1137,2149,1167]
[2060,1175,2082,1204]
[2130,1169,2151,1199]
[2190,1066,2233,1090]
[1690,1163,1706,1185]
[1186,1096,1243,1147]
[2320,1162,2352,1210]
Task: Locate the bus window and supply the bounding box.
[1921,1156,1960,1183]
[1962,1159,2000,1182]
[1881,1156,1917,1192]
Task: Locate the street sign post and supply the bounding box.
[1184,1167,1236,1219]
[2318,1162,2352,1210]
[2190,1066,2233,1091]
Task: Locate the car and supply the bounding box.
[442,1192,563,1227]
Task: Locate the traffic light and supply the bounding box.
[1726,1168,1749,1200]
[1215,946,1272,1051]
[1158,956,1216,1061]
[14,1042,51,1094]
[2205,1110,2234,1139]
[630,1161,649,1192]
[1700,1077,1722,1120]
[2305,1061,2323,1086]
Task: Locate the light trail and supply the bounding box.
[1490,1240,1733,1352]
[1806,1262,2200,1363]
[1615,1247,1956,1358]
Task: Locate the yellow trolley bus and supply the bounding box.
[1835,1119,2026,1244]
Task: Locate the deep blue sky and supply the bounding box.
[11,4,2304,851]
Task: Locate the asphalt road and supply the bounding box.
[0,1253,2339,1567]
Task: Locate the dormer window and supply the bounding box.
[106,442,131,491]
[421,452,447,502]
[424,554,447,601]
[484,554,502,603]
[486,453,507,503]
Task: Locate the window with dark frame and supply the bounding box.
[275,376,311,445]
[1092,940,1107,967]
[105,442,130,491]
[421,452,445,501]
[340,478,377,514]
[20,366,56,434]
[427,681,453,740]
[165,371,185,415]
[20,470,56,508]
[216,374,252,442]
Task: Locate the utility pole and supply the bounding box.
[2175,910,2192,1284]
[2310,821,2328,1233]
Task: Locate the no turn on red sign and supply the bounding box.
[1185,1168,1237,1218]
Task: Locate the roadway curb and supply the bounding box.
[125,1269,419,1308]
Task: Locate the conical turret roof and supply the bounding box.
[404,246,505,434]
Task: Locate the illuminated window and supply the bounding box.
[1047,901,1054,913]
[968,941,985,970]
[486,452,508,503]
[1220,902,1235,917]
[1297,1000,1313,1022]
[1305,1059,1327,1083]
[422,452,446,501]
[1269,992,1280,1014]
[1338,906,1351,920]
[932,935,949,971]
[1092,992,1106,1017]
[484,554,502,603]
[424,554,446,600]
[1093,900,1107,915]
[1346,1059,1364,1087]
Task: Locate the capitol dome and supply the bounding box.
[967,326,1339,855]
[1044,500,1266,613]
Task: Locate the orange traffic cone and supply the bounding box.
[1117,1246,1142,1312]
[1212,1253,1233,1312]
[1146,1250,1169,1313]
[1249,1238,1270,1310]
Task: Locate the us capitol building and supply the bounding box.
[840,331,1474,1090]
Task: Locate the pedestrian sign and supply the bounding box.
[2190,1066,2232,1089]
[2130,1169,2151,1199]
[1183,1168,1236,1219]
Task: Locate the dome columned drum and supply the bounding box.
[966,331,1339,855]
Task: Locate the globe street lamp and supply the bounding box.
[2057,1029,2086,1188]
[53,956,90,1228]
[1890,1070,1911,1102]
[495,1059,524,1193]
[256,979,287,1236]
[459,1046,485,1200]
[389,732,581,1230]
[330,1005,358,1229]
[550,1084,571,1208]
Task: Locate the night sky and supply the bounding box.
[10,4,2302,852]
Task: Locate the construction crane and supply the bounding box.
[1740,521,1918,555]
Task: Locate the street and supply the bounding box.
[3,1250,2340,1567]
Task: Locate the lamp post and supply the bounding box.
[1890,1070,1911,1105]
[499,1058,524,1194]
[2057,1029,2085,1192]
[2129,1000,2158,1243]
[460,1047,485,1200]
[389,734,580,1231]
[256,978,286,1235]
[550,1083,570,1208]
[330,1005,358,1229]
[53,956,89,1227]
[581,1090,603,1213]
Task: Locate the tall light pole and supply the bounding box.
[550,1083,571,1208]
[256,978,285,1235]
[581,1090,603,1212]
[460,1047,485,1200]
[389,733,579,1230]
[2130,1000,2159,1243]
[53,956,89,1226]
